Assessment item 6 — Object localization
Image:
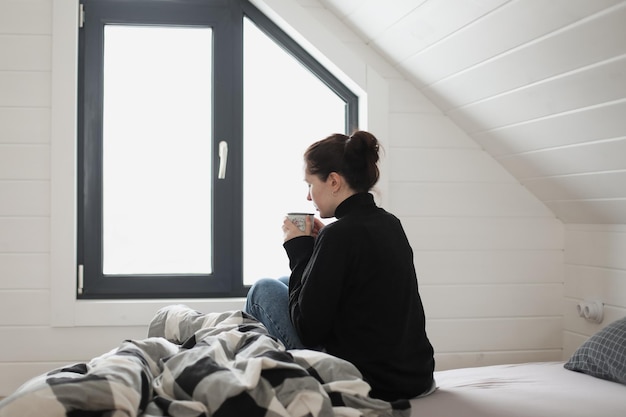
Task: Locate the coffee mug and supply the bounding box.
[287,212,315,232]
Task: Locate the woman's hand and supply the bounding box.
[282,217,304,242]
[310,216,324,238]
[282,215,324,242]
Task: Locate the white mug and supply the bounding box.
[287,212,315,232]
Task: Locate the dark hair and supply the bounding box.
[304,130,381,193]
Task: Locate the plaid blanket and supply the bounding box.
[0,305,411,416]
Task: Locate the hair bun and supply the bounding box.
[346,131,380,163]
[343,131,380,191]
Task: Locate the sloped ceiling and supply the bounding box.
[317,0,626,224]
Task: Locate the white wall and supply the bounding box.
[0,0,566,396]
[563,224,626,357]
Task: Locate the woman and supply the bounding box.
[245,131,435,401]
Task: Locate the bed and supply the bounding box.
[411,316,626,417]
[1,306,625,417]
[410,361,626,417]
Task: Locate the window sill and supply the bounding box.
[71,298,247,327]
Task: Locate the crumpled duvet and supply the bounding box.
[0,305,411,417]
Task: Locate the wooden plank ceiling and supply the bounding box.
[317,0,626,224]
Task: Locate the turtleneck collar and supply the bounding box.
[334,192,376,219]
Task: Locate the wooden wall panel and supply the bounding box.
[388,113,478,149]
[0,326,147,363]
[0,145,49,180]
[498,137,626,179]
[0,107,50,144]
[0,72,50,107]
[427,317,563,353]
[562,329,588,360]
[448,57,626,134]
[563,225,626,357]
[0,1,56,397]
[565,265,626,307]
[370,0,509,63]
[421,284,563,319]
[0,0,52,35]
[389,182,552,217]
[0,181,49,216]
[0,362,73,396]
[545,200,626,224]
[425,3,626,111]
[389,148,516,182]
[0,253,49,289]
[414,250,563,285]
[0,218,49,253]
[473,101,626,156]
[0,34,51,71]
[337,0,427,44]
[403,217,563,251]
[0,291,50,325]
[523,171,626,201]
[436,349,563,371]
[400,0,622,86]
[565,225,626,269]
[388,78,440,113]
[323,0,626,227]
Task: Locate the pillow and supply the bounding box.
[564,316,626,384]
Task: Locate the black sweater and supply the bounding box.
[284,192,434,401]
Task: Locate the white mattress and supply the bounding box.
[409,362,626,417]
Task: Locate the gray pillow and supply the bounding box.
[564,316,626,384]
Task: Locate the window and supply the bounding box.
[77,0,358,299]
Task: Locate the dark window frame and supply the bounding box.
[77,0,358,299]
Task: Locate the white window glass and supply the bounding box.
[243,19,346,284]
[102,25,213,275]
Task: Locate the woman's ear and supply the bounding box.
[327,172,342,193]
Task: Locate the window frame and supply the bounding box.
[77,0,358,299]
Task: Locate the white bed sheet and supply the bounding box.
[409,361,626,417]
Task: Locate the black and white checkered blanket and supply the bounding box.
[0,305,411,416]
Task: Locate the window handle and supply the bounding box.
[218,141,228,179]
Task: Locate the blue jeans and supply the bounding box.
[244,276,306,349]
